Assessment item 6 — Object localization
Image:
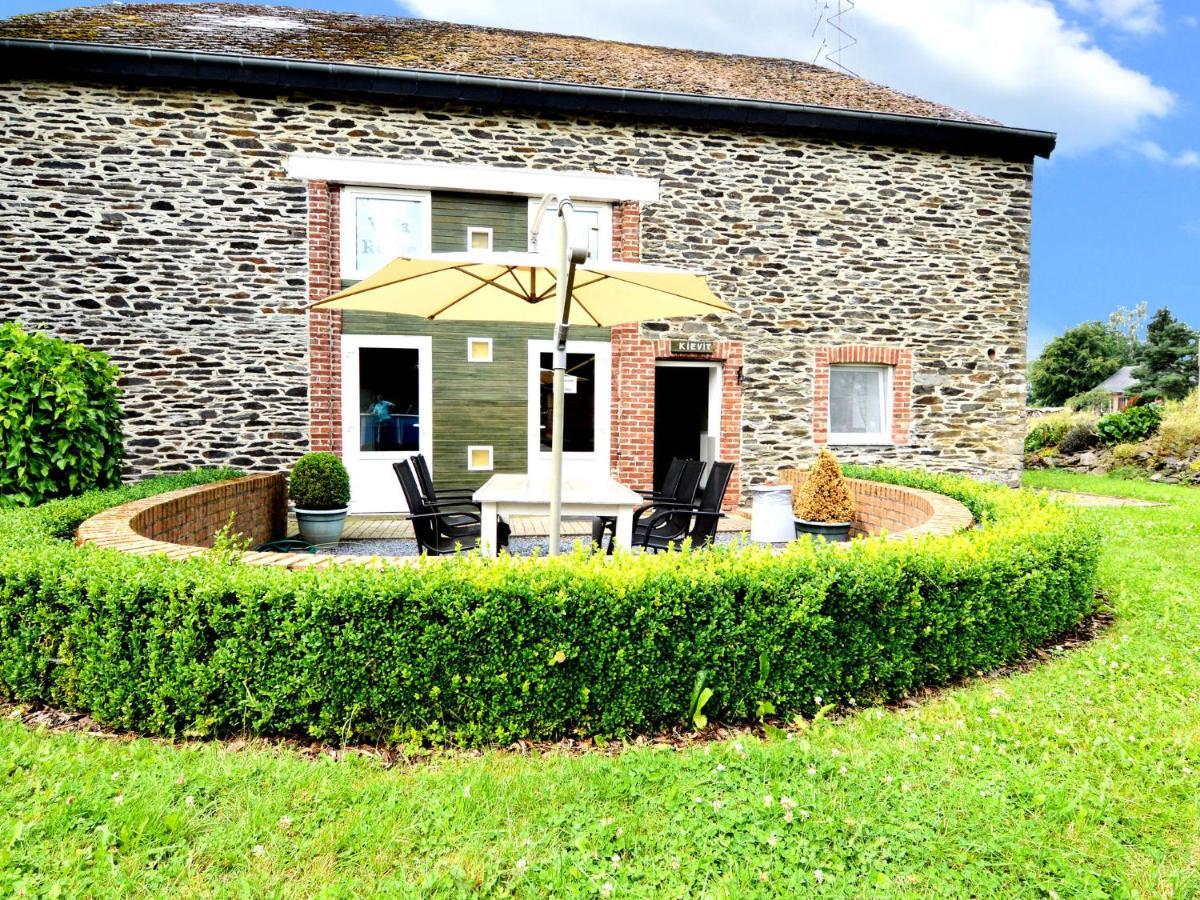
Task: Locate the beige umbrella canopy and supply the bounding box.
[309,247,731,556]
[311,252,731,326]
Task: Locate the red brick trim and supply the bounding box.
[307,180,342,454]
[608,202,742,509]
[812,345,913,446]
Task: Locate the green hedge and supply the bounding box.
[0,467,1101,746]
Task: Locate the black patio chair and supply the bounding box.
[637,457,686,503]
[594,459,705,553]
[632,461,734,553]
[409,453,478,528]
[411,454,477,505]
[392,461,509,555]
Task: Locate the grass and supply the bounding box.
[2,473,1200,897]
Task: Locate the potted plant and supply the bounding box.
[793,449,855,542]
[289,451,351,546]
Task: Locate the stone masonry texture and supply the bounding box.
[0,79,1033,491]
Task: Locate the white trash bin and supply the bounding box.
[749,484,795,544]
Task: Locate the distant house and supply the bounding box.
[1093,366,1138,412]
[0,3,1056,510]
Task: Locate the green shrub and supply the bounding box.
[0,322,124,507]
[288,452,350,510]
[1065,389,1113,414]
[1097,404,1162,446]
[1110,442,1143,461]
[1109,465,1150,481]
[0,467,1101,747]
[1059,423,1099,454]
[1156,391,1200,457]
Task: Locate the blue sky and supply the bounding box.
[3,0,1196,355]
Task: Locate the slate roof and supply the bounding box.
[0,2,996,125]
[1096,366,1138,393]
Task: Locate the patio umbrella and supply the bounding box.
[310,199,731,554]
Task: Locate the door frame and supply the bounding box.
[653,360,723,462]
[526,338,612,479]
[340,333,434,513]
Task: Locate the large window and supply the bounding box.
[537,351,596,452]
[340,188,431,280]
[357,347,421,453]
[828,365,892,444]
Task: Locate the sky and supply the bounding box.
[2,0,1197,356]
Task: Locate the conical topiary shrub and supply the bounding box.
[793,449,855,542]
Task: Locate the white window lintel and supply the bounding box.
[287,153,660,204]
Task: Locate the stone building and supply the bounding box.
[0,3,1055,510]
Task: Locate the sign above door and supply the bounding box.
[669,339,715,355]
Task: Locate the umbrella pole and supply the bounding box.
[549,199,583,556]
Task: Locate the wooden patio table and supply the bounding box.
[473,474,643,557]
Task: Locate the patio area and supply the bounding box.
[287,510,752,557]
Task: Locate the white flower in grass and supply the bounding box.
[779,796,797,810]
[712,799,722,811]
[839,765,849,776]
[763,794,774,807]
[175,775,186,786]
[611,853,621,867]
[600,882,615,897]
[799,809,811,819]
[814,696,823,705]
[111,772,121,781]
[112,794,124,806]
[715,763,725,773]
[767,833,779,847]
[807,766,817,776]
[278,816,292,829]
[516,858,527,872]
[783,811,794,823]
[252,844,265,857]
[184,795,195,807]
[462,785,471,798]
[670,857,680,870]
[814,869,826,883]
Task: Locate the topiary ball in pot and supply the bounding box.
[793,449,855,542]
[289,452,351,545]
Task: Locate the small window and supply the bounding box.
[467,445,494,471]
[467,227,493,252]
[467,337,493,363]
[828,365,892,444]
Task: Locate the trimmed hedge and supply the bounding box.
[0,467,1101,746]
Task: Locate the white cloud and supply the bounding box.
[1133,140,1200,167]
[404,0,1173,156]
[1063,0,1162,34]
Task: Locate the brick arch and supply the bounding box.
[812,345,913,446]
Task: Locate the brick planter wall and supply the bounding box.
[78,474,291,559]
[777,469,974,539]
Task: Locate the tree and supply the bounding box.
[1132,307,1198,401]
[1106,301,1147,363]
[1029,322,1126,407]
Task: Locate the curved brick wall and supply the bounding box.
[77,471,973,570]
[777,469,974,538]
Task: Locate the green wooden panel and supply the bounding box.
[431,192,528,253]
[342,313,610,491]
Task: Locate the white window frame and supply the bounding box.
[467,445,494,472]
[526,339,612,475]
[466,226,494,253]
[527,199,612,264]
[339,186,432,281]
[467,336,493,363]
[827,364,893,446]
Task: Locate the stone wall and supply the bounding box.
[0,79,1033,489]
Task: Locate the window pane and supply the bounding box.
[359,348,420,452]
[354,197,423,275]
[829,368,884,434]
[539,352,596,452]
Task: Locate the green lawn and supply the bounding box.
[3,472,1199,897]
